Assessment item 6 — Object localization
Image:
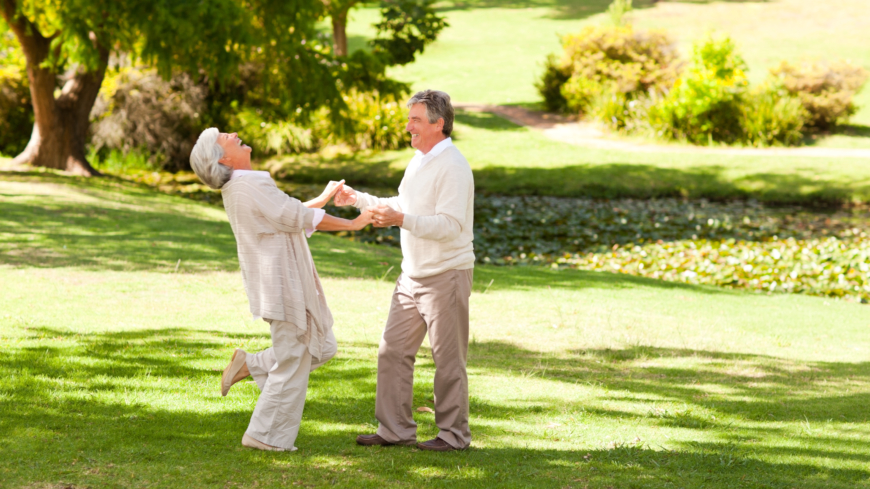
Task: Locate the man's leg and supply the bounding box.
[246,319,313,450]
[419,269,473,449]
[374,274,428,444]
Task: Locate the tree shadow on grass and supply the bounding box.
[471,263,734,294]
[802,124,870,147]
[454,110,523,132]
[2,327,869,487]
[468,340,870,424]
[0,198,239,271]
[474,163,865,206]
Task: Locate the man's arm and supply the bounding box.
[372,165,471,242]
[335,185,402,212]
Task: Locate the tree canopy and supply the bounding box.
[1,0,444,175]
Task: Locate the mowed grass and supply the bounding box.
[346,0,870,150]
[270,109,870,205]
[2,174,870,488]
[358,0,870,123]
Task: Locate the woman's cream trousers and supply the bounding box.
[244,319,337,449]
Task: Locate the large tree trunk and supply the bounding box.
[331,8,349,57]
[3,0,106,176]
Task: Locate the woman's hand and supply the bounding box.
[319,180,345,205]
[305,180,345,208]
[352,208,375,230]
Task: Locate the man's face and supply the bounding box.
[405,103,443,152]
[216,132,252,169]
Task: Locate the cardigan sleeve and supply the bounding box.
[353,191,402,211]
[252,178,316,234]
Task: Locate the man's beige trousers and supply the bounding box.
[375,268,473,449]
[244,319,337,450]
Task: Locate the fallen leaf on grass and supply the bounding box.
[416,406,434,413]
[545,423,562,429]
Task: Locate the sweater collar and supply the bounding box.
[414,138,453,161]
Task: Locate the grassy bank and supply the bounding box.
[268,109,870,205]
[372,0,870,123]
[1,173,869,488]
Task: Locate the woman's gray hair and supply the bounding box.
[407,90,454,137]
[190,127,232,189]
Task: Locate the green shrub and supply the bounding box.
[535,54,571,113]
[607,0,633,27]
[648,35,748,145]
[558,25,679,115]
[560,75,604,114]
[740,82,808,147]
[771,60,870,131]
[0,28,32,157]
[235,89,407,156]
[538,24,678,116]
[90,66,206,171]
[588,84,655,134]
[334,89,408,151]
[231,108,316,156]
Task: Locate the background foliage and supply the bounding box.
[0,23,31,157]
[539,22,867,147]
[772,60,870,131]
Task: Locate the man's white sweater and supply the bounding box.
[354,141,475,278]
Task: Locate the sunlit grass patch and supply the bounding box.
[1,172,869,488]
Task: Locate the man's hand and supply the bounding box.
[305,180,344,209]
[334,185,358,207]
[353,208,376,230]
[371,205,404,228]
[319,180,344,205]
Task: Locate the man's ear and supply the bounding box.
[437,118,445,131]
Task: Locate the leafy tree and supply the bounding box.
[323,0,445,63]
[371,0,447,66]
[0,0,368,176]
[0,0,253,175]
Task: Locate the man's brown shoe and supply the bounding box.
[356,434,413,446]
[417,437,462,452]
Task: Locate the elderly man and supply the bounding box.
[334,90,475,452]
[189,128,373,452]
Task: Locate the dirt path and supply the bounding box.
[455,103,870,158]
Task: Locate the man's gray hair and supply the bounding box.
[407,90,454,137]
[190,127,232,189]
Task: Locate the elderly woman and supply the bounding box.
[189,128,372,452]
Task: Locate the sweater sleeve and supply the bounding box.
[353,191,402,211]
[400,164,471,242]
[252,178,316,233]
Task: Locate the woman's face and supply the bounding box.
[217,132,252,169]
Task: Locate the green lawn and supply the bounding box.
[2,173,869,488]
[269,109,870,205]
[347,0,870,145]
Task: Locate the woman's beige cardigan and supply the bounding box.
[221,172,333,359]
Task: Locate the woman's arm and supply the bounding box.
[316,209,375,231]
[304,180,345,209]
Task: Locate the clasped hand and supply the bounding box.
[369,205,403,228]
